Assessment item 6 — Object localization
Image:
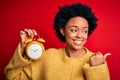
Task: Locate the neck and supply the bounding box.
[65,47,86,59]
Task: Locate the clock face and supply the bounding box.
[27,43,43,59]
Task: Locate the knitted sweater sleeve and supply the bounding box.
[4,43,32,80]
[83,62,110,80]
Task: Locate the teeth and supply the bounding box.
[73,40,82,44]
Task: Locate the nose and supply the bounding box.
[76,31,82,38]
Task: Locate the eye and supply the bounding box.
[70,29,77,32]
[83,30,88,34]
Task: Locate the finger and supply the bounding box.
[20,30,25,35]
[28,29,34,38]
[97,52,102,54]
[89,55,96,66]
[19,30,27,37]
[90,54,96,61]
[104,53,111,60]
[32,29,37,36]
[91,53,96,56]
[24,28,31,36]
[96,52,103,57]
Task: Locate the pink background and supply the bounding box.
[0,0,120,80]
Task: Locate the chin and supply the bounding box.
[72,45,83,50]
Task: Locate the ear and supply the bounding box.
[60,28,65,36]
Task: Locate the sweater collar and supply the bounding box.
[62,48,92,66]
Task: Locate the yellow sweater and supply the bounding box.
[5,44,110,80]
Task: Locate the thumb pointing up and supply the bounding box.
[104,53,111,60]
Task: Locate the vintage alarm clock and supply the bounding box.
[25,35,45,60]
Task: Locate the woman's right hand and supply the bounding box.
[19,28,37,56]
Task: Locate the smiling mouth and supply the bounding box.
[73,39,83,45]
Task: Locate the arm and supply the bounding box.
[4,44,32,80]
[84,52,111,80]
[84,62,110,80]
[4,29,38,80]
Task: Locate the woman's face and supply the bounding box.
[60,16,89,50]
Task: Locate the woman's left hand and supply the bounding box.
[89,52,111,66]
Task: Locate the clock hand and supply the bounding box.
[34,49,38,52]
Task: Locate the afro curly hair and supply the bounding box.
[54,3,98,42]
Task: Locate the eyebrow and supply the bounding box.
[71,26,88,28]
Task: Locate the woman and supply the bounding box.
[5,3,110,80]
